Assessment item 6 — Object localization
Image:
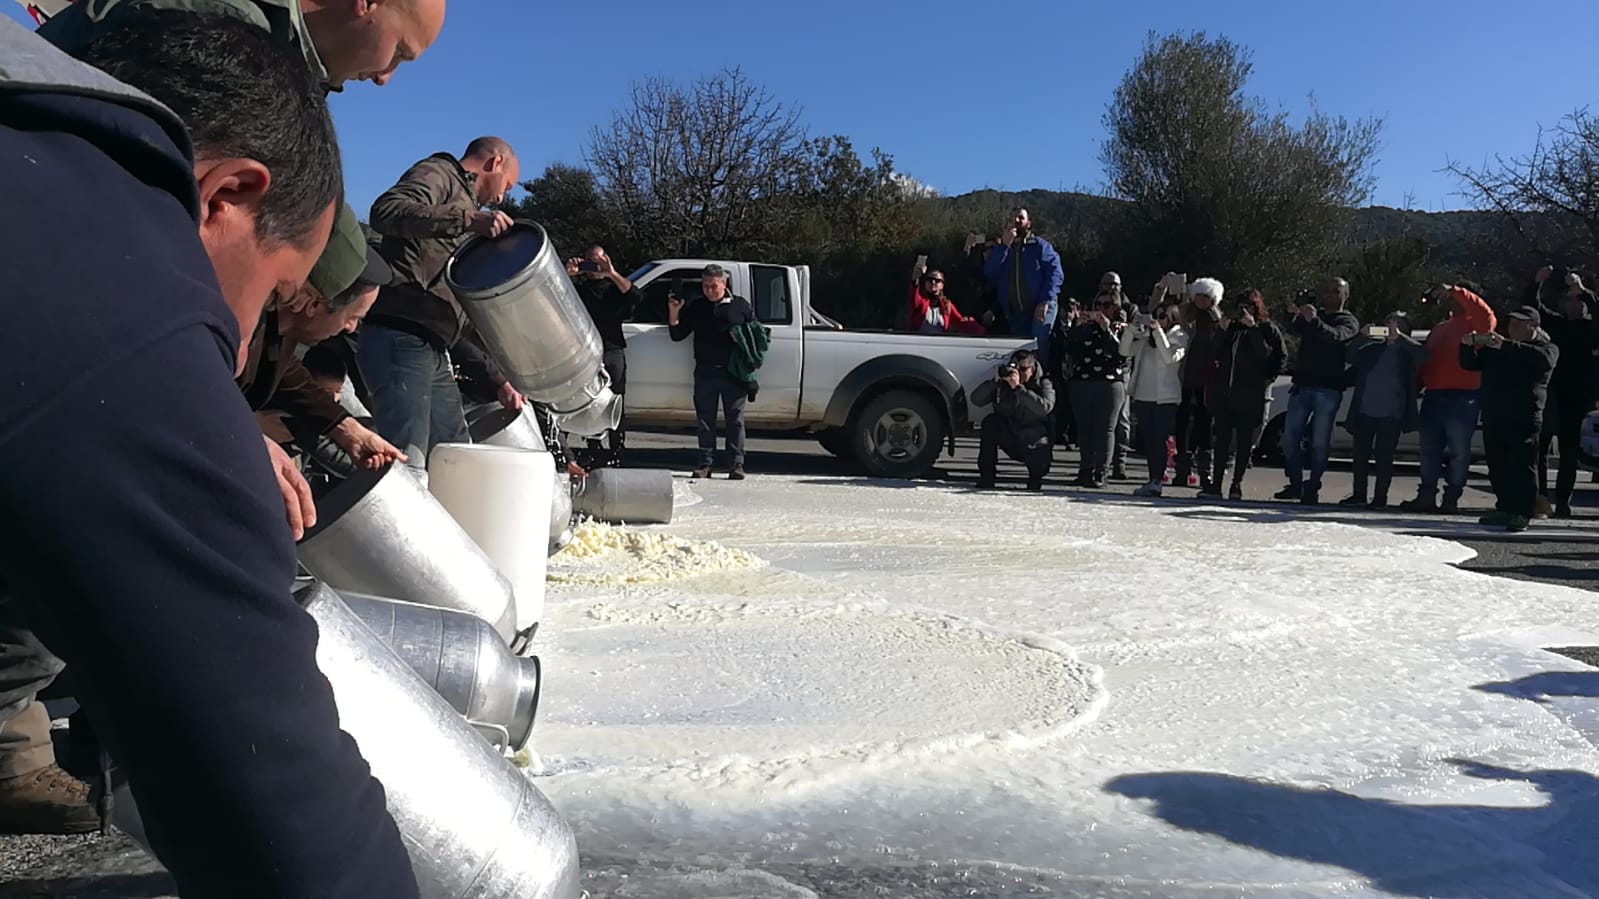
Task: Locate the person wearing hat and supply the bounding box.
[1460,306,1560,532]
[1339,312,1427,509]
[244,206,408,469]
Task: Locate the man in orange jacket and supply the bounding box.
[1401,284,1496,513]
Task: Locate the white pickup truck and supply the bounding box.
[618,259,1033,477]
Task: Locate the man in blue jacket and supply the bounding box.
[983,207,1065,359]
[0,13,419,897]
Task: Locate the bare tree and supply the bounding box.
[1101,32,1382,296]
[1448,108,1599,276]
[586,68,810,259]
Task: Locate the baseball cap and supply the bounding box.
[307,203,393,299]
[1508,306,1541,325]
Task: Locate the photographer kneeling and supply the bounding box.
[974,350,1056,491]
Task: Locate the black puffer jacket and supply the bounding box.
[972,372,1057,447]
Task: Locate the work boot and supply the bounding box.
[690,466,711,479]
[1399,495,1436,513]
[0,765,101,836]
[1504,515,1531,533]
[1274,484,1302,501]
[1300,489,1321,506]
[1478,510,1510,527]
[728,464,747,481]
[1228,482,1244,502]
[1555,504,1574,519]
[1440,496,1461,515]
[1338,494,1368,507]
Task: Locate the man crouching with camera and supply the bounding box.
[974,349,1056,491]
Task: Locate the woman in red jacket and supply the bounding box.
[906,263,984,335]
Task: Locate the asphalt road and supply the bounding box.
[3,429,1596,896]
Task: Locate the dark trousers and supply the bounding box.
[1210,409,1266,489]
[1053,379,1077,446]
[1485,418,1540,518]
[587,348,628,457]
[1174,386,1212,481]
[1070,380,1126,476]
[978,415,1052,486]
[1132,400,1179,485]
[1350,415,1403,502]
[1538,394,1589,508]
[693,366,747,468]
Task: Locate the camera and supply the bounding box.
[998,363,1018,379]
[1467,332,1496,347]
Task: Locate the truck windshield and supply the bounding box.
[626,262,659,281]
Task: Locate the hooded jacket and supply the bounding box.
[1420,287,1495,393]
[0,17,415,898]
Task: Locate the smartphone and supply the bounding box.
[1369,325,1389,338]
[914,254,928,270]
[1164,272,1187,294]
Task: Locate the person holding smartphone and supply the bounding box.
[1277,277,1360,505]
[1339,313,1427,509]
[1460,308,1559,532]
[669,264,756,479]
[1400,283,1496,515]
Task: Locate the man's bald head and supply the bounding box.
[300,0,445,87]
[463,136,518,206]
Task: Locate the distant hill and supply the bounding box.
[925,189,1507,269]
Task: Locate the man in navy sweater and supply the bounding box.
[0,13,418,898]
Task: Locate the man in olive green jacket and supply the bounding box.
[362,138,523,465]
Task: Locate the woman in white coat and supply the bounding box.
[1120,297,1190,496]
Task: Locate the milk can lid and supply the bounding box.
[448,221,545,293]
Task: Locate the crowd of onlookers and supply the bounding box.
[911,208,1599,533]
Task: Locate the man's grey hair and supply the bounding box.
[702,264,730,282]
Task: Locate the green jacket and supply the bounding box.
[37,0,334,89]
[728,320,771,384]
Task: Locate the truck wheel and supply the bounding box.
[847,390,945,479]
[1253,414,1286,466]
[816,428,851,458]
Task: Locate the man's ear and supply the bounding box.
[195,158,272,239]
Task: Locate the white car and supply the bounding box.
[621,259,1036,477]
[1258,332,1485,463]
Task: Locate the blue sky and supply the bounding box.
[11,0,1597,218]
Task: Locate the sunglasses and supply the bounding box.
[924,276,944,283]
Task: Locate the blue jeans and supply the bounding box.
[1282,386,1342,490]
[1417,390,1479,503]
[355,323,469,469]
[1007,299,1058,361]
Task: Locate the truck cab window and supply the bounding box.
[751,264,793,325]
[633,268,706,324]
